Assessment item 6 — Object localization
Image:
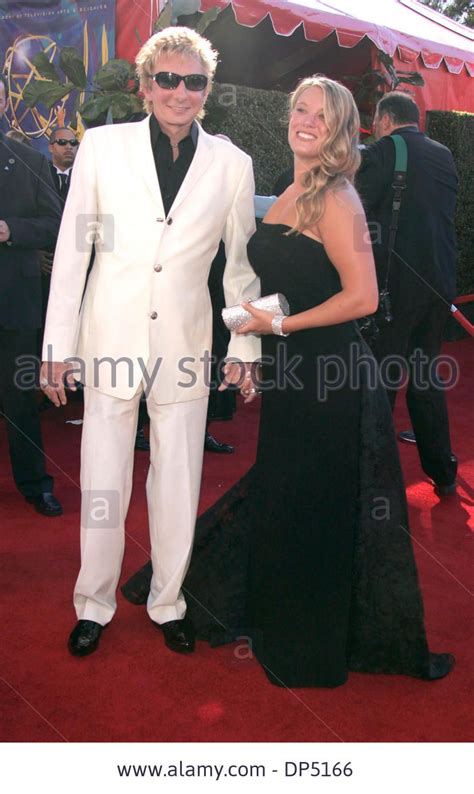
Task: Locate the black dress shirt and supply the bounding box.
[49,163,72,202]
[150,115,198,216]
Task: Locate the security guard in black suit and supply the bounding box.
[48,126,78,200]
[0,76,63,515]
[356,92,458,496]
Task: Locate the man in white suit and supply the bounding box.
[41,27,261,657]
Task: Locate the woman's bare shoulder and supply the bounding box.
[323,180,363,219]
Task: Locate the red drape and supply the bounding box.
[393,52,474,128]
[115,0,161,62]
[115,0,474,118]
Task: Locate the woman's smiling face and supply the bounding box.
[288,86,330,164]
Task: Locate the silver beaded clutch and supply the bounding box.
[222,293,290,332]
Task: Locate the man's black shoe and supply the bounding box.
[434,482,457,497]
[398,430,417,444]
[420,652,455,680]
[204,433,234,454]
[26,492,63,517]
[135,428,150,452]
[154,616,195,654]
[68,620,103,657]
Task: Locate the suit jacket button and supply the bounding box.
[150,311,158,320]
[154,264,162,272]
[166,217,173,225]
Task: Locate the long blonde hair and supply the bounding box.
[290,76,360,232]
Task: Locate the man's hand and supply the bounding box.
[39,250,54,275]
[219,361,261,404]
[40,362,77,407]
[0,220,11,243]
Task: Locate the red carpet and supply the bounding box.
[1,339,473,742]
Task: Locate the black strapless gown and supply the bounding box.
[122,224,452,687]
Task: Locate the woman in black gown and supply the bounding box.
[122,76,454,688]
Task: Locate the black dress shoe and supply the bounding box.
[398,430,417,444]
[204,432,234,454]
[26,492,63,517]
[154,616,195,654]
[434,482,457,497]
[68,620,104,657]
[421,652,455,680]
[135,428,150,452]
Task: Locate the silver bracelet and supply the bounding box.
[272,314,290,337]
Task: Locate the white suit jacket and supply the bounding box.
[43,116,261,402]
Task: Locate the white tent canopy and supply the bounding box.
[200,0,474,74]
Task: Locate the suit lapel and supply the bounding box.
[130,116,165,214]
[169,124,213,215]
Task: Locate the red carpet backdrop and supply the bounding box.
[0,339,473,742]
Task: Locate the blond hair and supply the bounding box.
[136,26,218,118]
[290,76,360,233]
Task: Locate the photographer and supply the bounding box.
[356,92,458,496]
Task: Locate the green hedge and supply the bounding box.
[203,83,292,194]
[426,110,474,298]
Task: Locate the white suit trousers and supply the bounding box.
[74,386,208,626]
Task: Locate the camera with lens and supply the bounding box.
[358,288,394,343]
[378,288,393,324]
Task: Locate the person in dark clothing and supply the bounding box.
[48,126,78,199]
[39,127,79,332]
[205,240,236,452]
[356,92,458,496]
[0,75,63,516]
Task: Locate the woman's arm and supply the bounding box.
[238,185,379,336]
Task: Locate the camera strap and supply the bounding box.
[383,134,408,290]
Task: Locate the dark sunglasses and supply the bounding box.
[150,71,208,92]
[52,138,79,147]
